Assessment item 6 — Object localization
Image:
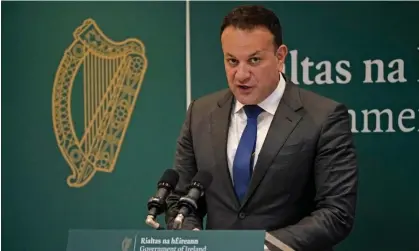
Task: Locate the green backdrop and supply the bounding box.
[2,1,419,251]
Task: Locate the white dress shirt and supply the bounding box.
[227,74,286,180]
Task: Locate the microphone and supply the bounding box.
[172,170,213,230]
[145,169,179,230]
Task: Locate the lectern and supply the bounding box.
[66,229,266,251]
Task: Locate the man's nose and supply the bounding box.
[235,64,251,82]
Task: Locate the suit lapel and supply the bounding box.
[240,81,303,209]
[209,90,241,210]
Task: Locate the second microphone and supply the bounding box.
[172,170,213,230]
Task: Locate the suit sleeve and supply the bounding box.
[165,100,207,230]
[265,104,358,251]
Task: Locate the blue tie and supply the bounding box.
[232,105,264,202]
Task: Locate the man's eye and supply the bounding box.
[227,58,238,66]
[249,57,261,64]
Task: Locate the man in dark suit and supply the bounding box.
[165,5,358,251]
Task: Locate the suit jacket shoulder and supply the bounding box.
[292,83,347,127]
[191,88,231,112]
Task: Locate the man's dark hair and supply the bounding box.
[220,5,283,47]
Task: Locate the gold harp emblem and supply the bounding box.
[52,18,147,188]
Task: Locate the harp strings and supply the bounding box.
[82,52,123,152]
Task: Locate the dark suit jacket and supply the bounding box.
[165,77,358,251]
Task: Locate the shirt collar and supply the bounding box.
[234,73,286,115]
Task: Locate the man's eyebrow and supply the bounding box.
[225,51,262,58]
[248,50,262,57]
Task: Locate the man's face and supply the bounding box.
[221,26,287,105]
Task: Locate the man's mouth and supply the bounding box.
[238,85,252,90]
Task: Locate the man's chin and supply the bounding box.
[234,95,258,105]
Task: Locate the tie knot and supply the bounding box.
[244,105,264,119]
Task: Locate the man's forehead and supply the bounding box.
[222,25,273,35]
[221,26,274,41]
[221,28,275,52]
[222,41,274,57]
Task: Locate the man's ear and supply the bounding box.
[276,44,288,62]
[276,44,288,72]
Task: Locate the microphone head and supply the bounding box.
[191,170,213,189]
[158,169,179,189]
[147,169,179,216]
